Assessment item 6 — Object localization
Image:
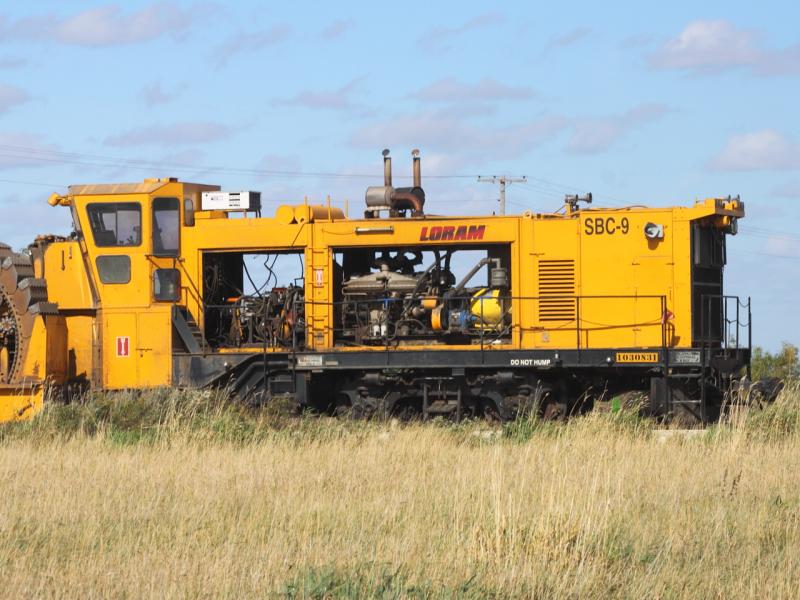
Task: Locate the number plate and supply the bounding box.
[615,352,659,363]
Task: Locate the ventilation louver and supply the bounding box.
[538,259,576,321]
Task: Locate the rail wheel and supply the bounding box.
[0,244,56,384]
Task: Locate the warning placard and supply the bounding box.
[116,336,130,357]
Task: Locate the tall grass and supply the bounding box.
[0,383,798,598]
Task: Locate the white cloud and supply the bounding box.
[566,103,670,154]
[274,78,364,111]
[104,122,237,147]
[754,44,800,77]
[547,27,591,49]
[320,20,353,41]
[141,82,186,107]
[710,130,800,171]
[412,78,535,103]
[214,25,291,67]
[0,56,25,69]
[0,84,28,113]
[0,3,212,47]
[419,12,504,53]
[650,19,800,77]
[352,103,670,161]
[350,110,566,161]
[56,4,194,46]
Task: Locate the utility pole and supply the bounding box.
[477,175,527,215]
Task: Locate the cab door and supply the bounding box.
[139,196,183,386]
[82,198,148,389]
[82,194,181,389]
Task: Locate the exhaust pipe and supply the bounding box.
[390,190,424,216]
[383,148,392,187]
[390,149,425,216]
[412,148,421,188]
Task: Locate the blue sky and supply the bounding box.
[0,1,798,349]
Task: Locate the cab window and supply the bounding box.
[152,197,180,257]
[96,255,131,284]
[87,203,141,247]
[153,268,180,301]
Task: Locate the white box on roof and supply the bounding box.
[201,191,261,211]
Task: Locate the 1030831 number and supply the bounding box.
[584,217,629,235]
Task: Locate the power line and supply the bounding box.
[0,143,476,181]
[0,143,593,211]
[4,143,793,237]
[0,143,620,207]
[0,178,67,188]
[751,252,800,261]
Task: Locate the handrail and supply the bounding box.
[696,294,751,349]
[201,293,671,352]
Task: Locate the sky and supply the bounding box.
[0,0,798,350]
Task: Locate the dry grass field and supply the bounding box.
[1,385,800,598]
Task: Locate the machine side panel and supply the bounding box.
[529,218,580,349]
[670,218,693,348]
[136,308,172,386]
[578,209,674,349]
[102,311,138,389]
[42,241,94,310]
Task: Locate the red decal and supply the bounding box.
[466,225,486,240]
[116,336,130,357]
[421,224,486,241]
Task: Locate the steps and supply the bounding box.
[172,306,206,353]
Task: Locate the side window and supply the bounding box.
[153,268,180,301]
[96,255,131,284]
[87,203,141,247]
[183,197,195,227]
[152,197,180,257]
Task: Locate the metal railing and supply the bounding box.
[199,293,671,353]
[697,294,751,349]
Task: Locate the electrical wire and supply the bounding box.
[0,143,475,181]
[1,142,798,250]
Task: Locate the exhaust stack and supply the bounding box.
[364,148,426,218]
[383,148,392,187]
[412,148,421,188]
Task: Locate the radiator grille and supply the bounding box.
[538,259,576,321]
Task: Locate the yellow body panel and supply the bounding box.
[64,315,95,382]
[42,241,94,310]
[136,308,172,387]
[19,316,67,384]
[0,385,43,421]
[102,311,138,388]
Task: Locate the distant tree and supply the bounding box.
[751,343,800,380]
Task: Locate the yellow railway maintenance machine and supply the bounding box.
[0,151,750,423]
